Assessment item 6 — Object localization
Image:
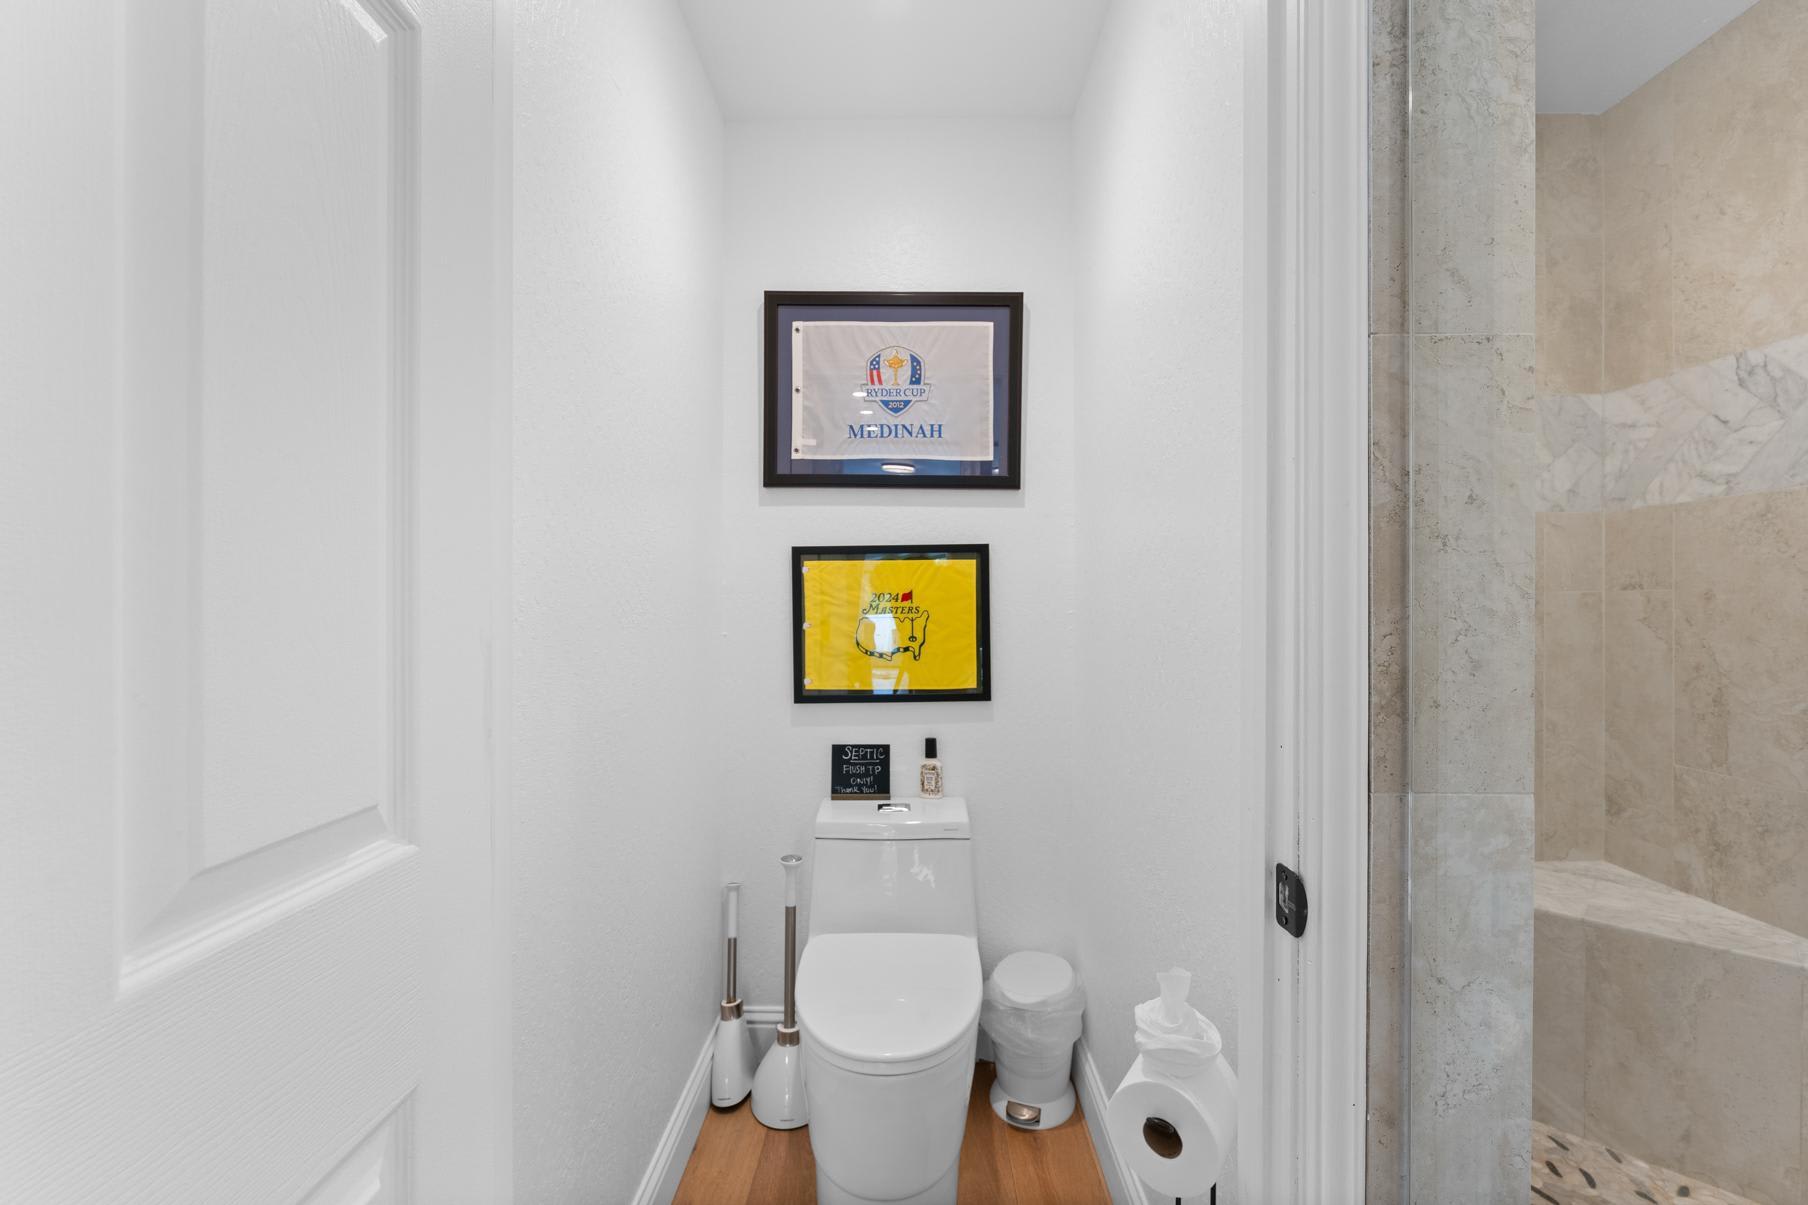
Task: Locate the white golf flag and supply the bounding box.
[791,321,996,461]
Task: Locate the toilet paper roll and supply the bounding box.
[1105,1053,1238,1198]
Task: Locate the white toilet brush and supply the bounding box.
[751,854,807,1129]
[711,881,756,1108]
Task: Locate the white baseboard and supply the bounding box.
[640,1017,1160,1205]
[631,1007,784,1205]
[630,1022,716,1205]
[1075,1039,1153,1205]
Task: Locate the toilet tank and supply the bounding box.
[809,797,977,938]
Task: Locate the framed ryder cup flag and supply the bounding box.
[763,292,1023,488]
[791,545,992,704]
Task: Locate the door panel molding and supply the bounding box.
[118,0,424,970]
[119,822,411,993]
[0,855,421,1202]
[300,1095,415,1205]
[3,0,504,1195]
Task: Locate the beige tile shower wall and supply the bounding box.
[1533,487,1808,940]
[1672,489,1808,935]
[1535,115,1603,397]
[1591,0,1808,392]
[1535,513,1604,861]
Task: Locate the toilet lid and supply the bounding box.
[796,933,980,1074]
[991,950,1075,1009]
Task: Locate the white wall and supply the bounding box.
[510,2,725,1200]
[509,10,1246,1195]
[1070,0,1246,1159]
[715,119,1080,1004]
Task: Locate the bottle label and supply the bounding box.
[919,763,944,798]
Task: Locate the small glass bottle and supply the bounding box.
[918,737,944,799]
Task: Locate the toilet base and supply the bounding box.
[988,1077,1076,1130]
[816,1159,958,1205]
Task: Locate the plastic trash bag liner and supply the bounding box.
[980,966,1085,1077]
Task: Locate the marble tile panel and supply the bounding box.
[1600,376,1700,509]
[1532,907,1585,1134]
[1410,335,1538,794]
[1537,394,1605,512]
[1769,333,1808,384]
[1370,0,1408,338]
[1669,0,1808,370]
[1674,765,1808,942]
[1408,0,1535,336]
[1674,487,1808,793]
[1713,351,1808,491]
[1583,921,1805,1205]
[1538,511,1602,592]
[1579,337,1808,509]
[1409,793,1534,1202]
[1371,336,1409,794]
[1537,590,1605,861]
[1368,793,1406,1205]
[1672,346,1804,428]
[1603,589,1678,888]
[1602,505,1671,591]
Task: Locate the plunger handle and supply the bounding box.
[781,855,800,907]
[723,881,742,1005]
[780,855,802,1033]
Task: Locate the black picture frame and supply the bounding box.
[791,544,992,704]
[763,291,1024,489]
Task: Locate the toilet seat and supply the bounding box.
[796,932,981,1076]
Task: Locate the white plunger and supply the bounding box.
[751,854,807,1129]
[711,881,756,1107]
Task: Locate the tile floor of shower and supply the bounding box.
[1533,1122,1758,1205]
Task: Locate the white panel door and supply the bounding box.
[0,0,506,1201]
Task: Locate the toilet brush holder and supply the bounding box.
[711,881,757,1108]
[752,854,807,1130]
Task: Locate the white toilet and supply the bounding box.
[795,796,981,1205]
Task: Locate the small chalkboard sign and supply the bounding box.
[831,744,891,800]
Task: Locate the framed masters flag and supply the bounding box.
[764,292,1023,488]
[792,545,992,704]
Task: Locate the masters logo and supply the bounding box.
[855,589,930,663]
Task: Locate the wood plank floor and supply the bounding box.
[674,1061,1109,1205]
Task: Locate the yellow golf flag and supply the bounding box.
[796,549,986,698]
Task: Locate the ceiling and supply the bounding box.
[676,0,1113,119]
[1537,0,1760,113]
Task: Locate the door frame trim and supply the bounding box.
[1238,0,1370,1198]
[488,0,517,1195]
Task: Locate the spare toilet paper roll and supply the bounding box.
[1106,1054,1238,1198]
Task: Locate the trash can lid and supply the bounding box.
[993,950,1075,1008]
